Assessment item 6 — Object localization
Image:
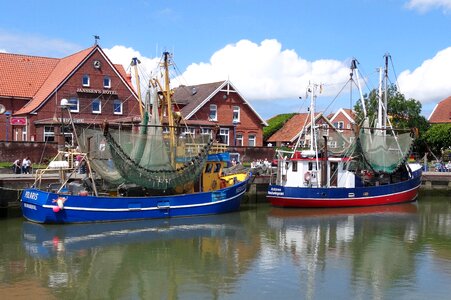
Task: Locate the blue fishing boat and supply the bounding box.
[21,52,250,223]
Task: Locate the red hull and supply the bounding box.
[268,185,420,208]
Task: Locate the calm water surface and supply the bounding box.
[1,194,450,299]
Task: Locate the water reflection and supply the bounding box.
[266,203,420,299]
[21,213,261,299]
[3,196,451,298]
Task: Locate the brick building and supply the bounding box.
[172,80,267,146]
[0,45,140,144]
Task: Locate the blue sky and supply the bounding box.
[1,0,450,120]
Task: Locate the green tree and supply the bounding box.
[354,84,429,155]
[423,124,451,157]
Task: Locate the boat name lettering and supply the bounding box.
[77,88,118,95]
[236,185,246,194]
[24,191,39,200]
[268,187,284,196]
[23,203,37,210]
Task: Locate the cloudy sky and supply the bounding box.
[1,0,450,120]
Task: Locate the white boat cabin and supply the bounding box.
[274,150,356,188]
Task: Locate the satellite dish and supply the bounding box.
[0,104,5,114]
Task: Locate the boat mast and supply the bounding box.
[131,57,144,118]
[162,52,176,166]
[383,53,390,129]
[308,82,320,173]
[351,59,367,119]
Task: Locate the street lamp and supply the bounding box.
[59,99,71,150]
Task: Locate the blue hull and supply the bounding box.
[268,169,422,208]
[21,176,249,224]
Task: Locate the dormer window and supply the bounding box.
[103,76,111,88]
[232,106,240,123]
[209,104,217,121]
[82,75,90,87]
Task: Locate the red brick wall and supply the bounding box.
[0,141,58,164]
[9,51,140,143]
[193,93,264,146]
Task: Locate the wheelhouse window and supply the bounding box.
[82,74,90,87]
[113,99,123,115]
[68,97,79,113]
[292,161,298,172]
[103,76,111,88]
[92,98,101,114]
[44,126,55,142]
[248,134,256,147]
[232,106,240,123]
[209,104,217,121]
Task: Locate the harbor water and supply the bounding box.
[1,193,450,299]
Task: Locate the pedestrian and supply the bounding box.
[12,159,21,174]
[22,157,31,174]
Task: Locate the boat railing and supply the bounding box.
[33,150,88,191]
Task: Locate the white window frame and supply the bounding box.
[182,127,195,137]
[68,97,79,113]
[209,104,217,121]
[236,133,243,146]
[248,134,256,147]
[113,99,123,115]
[82,74,90,87]
[103,76,111,88]
[322,124,329,136]
[219,128,229,145]
[201,128,212,137]
[44,126,55,142]
[334,121,344,131]
[232,106,240,123]
[92,98,101,114]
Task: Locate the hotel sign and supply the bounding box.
[10,117,27,125]
[77,88,118,95]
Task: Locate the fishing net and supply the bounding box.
[358,128,414,174]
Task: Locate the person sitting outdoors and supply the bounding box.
[22,157,31,174]
[12,159,21,174]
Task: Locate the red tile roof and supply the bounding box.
[429,96,451,123]
[0,53,58,99]
[172,81,225,117]
[267,113,317,143]
[14,47,95,115]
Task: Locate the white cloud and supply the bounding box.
[174,39,350,101]
[104,45,161,93]
[405,0,451,13]
[106,39,351,104]
[0,30,79,57]
[0,49,7,53]
[398,47,451,103]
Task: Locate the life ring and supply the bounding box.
[304,171,311,182]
